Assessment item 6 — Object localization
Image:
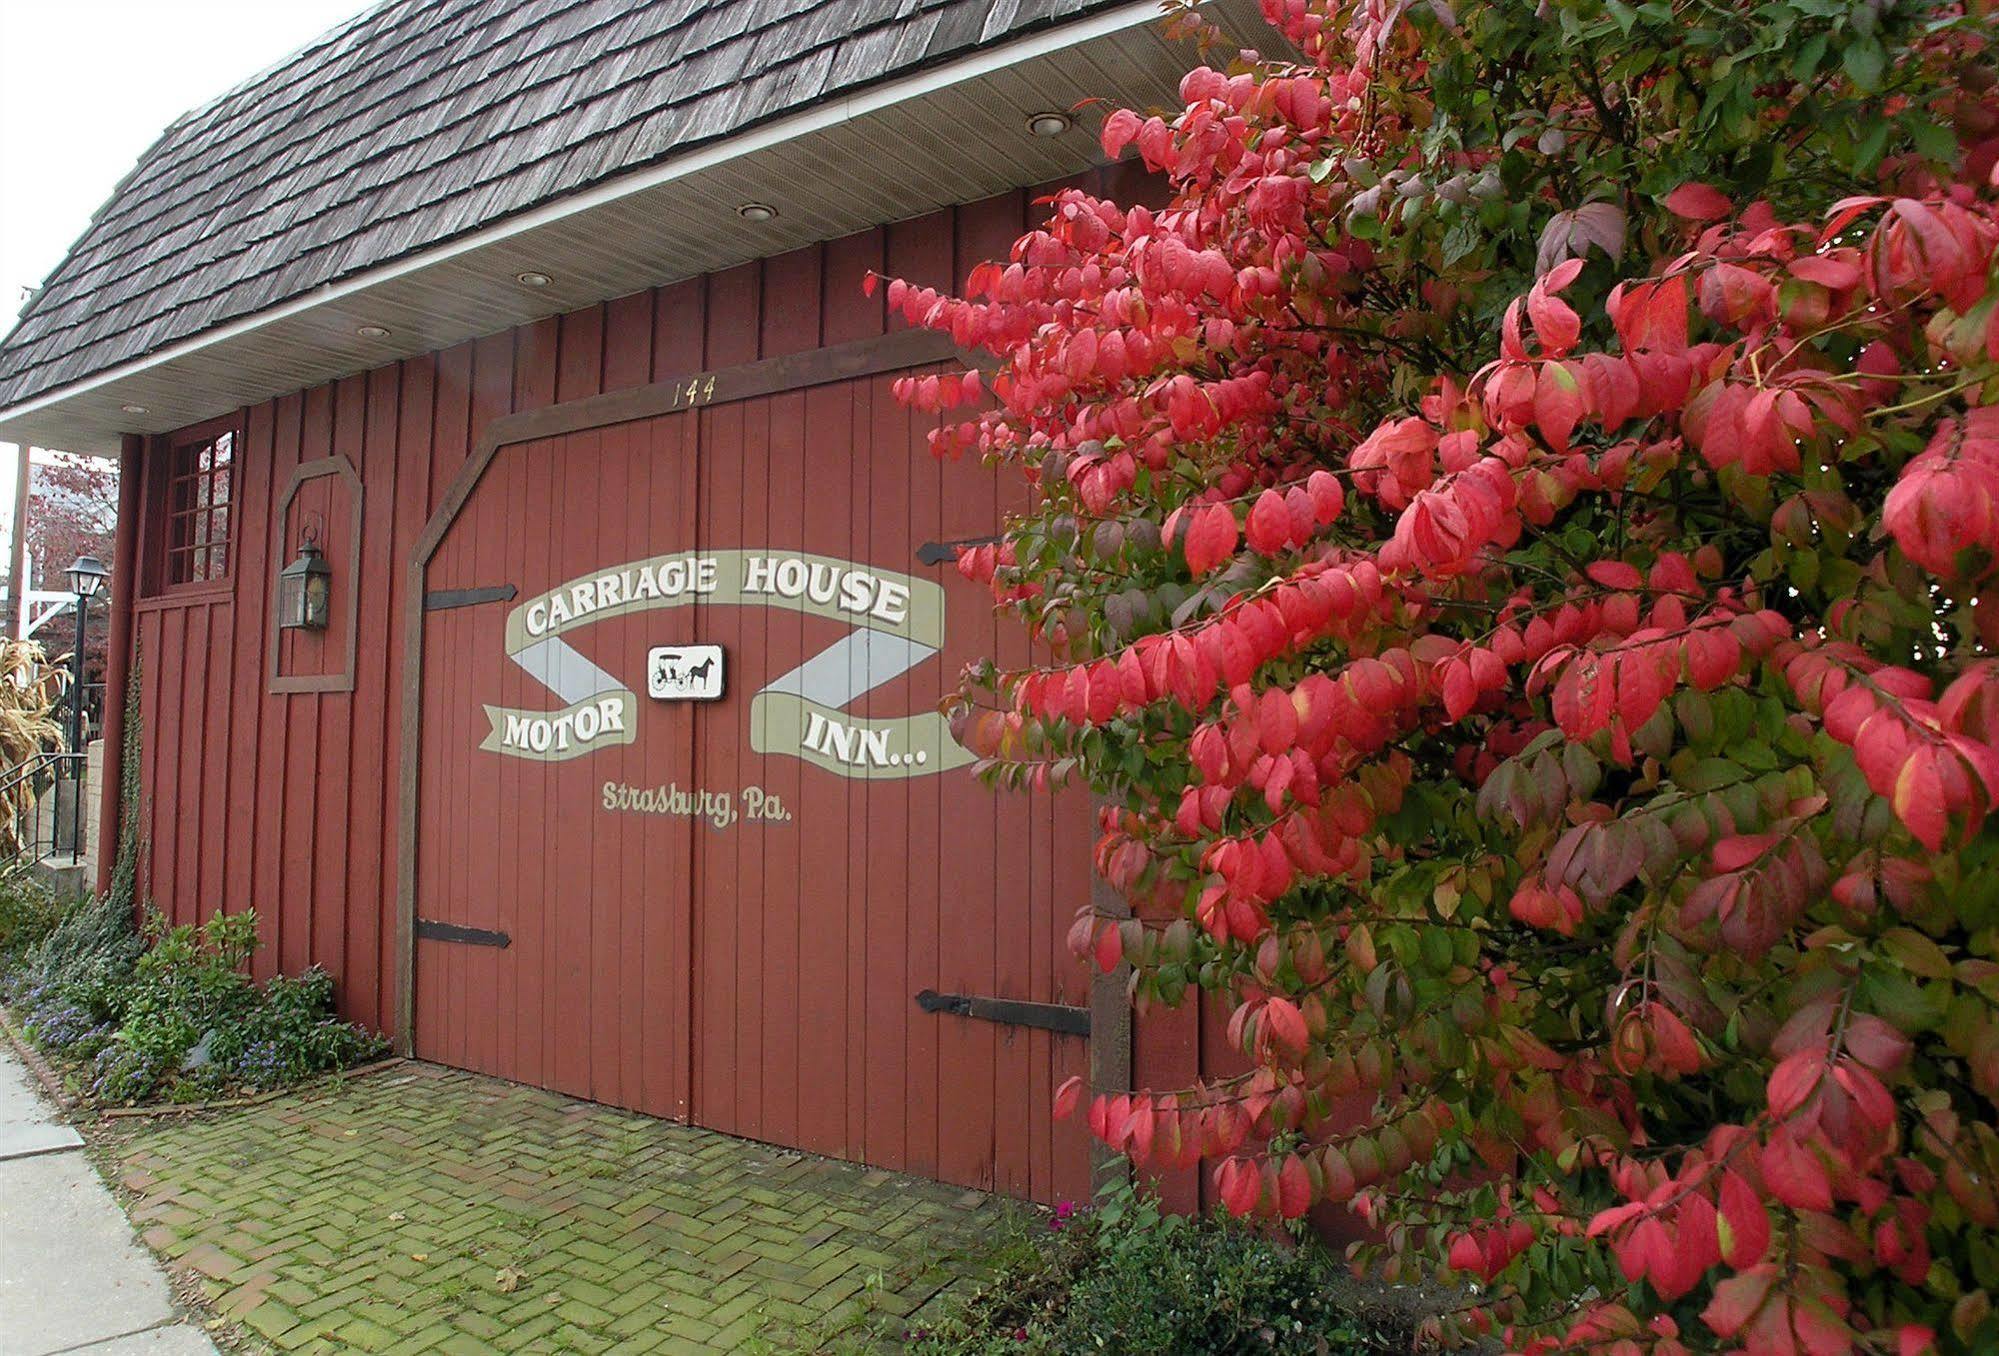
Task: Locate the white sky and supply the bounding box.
[0,0,364,579]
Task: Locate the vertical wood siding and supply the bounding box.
[124,171,1152,1202]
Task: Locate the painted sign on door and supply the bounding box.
[477,549,975,778]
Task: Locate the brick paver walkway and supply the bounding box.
[102,1062,1008,1354]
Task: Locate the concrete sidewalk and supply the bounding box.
[0,1042,218,1355]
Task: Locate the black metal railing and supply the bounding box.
[0,748,90,873]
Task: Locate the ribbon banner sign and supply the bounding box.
[479,550,974,780]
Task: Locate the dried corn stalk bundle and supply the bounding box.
[0,640,67,858]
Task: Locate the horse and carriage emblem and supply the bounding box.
[646,644,725,701]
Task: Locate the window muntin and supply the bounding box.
[164,431,233,586]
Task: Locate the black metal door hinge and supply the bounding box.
[415,919,511,948]
[915,989,1089,1036]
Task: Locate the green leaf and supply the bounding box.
[1842,36,1886,92]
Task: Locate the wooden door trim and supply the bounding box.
[393,325,959,1053]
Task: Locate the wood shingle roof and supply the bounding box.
[0,0,1120,410]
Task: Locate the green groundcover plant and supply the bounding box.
[3,892,383,1104]
[914,1185,1386,1355]
[880,0,1999,1351]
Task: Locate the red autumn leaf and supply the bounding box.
[1892,748,1949,851]
[1100,108,1142,159]
[1698,262,1777,329]
[1533,362,1585,451]
[1276,1153,1311,1219]
[1666,182,1734,221]
[1702,1265,1777,1338]
[1608,275,1691,352]
[1093,920,1124,973]
[1053,1074,1085,1120]
[1767,1047,1825,1120]
[1246,488,1292,554]
[1260,997,1309,1058]
[1184,502,1240,575]
[1441,658,1477,720]
[1216,1157,1262,1216]
[1717,1170,1771,1268]
[1306,469,1346,524]
[1686,627,1742,690]
[1843,1013,1913,1077]
[1761,1129,1834,1212]
[1585,560,1645,590]
[1527,278,1583,356]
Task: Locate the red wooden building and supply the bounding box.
[0,0,1273,1207]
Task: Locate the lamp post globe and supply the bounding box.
[65,554,109,599]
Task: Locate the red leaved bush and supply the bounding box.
[889,0,1999,1351]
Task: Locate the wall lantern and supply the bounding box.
[277,528,331,631]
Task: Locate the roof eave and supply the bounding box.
[0,0,1270,456]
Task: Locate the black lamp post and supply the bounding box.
[63,555,108,861]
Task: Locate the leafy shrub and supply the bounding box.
[14,885,145,1009]
[915,1185,1380,1355]
[225,967,379,1091]
[0,869,67,967]
[9,905,383,1103]
[884,0,1999,1351]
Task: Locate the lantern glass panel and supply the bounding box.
[278,542,330,631]
[303,570,329,628]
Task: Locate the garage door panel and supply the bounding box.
[690,397,754,1140]
[416,415,700,1106]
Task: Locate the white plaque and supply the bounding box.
[647,645,724,701]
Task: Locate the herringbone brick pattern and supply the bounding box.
[108,1063,1007,1354]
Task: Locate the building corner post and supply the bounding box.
[94,435,143,898]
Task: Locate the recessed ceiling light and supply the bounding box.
[120,403,148,415]
[737,202,778,223]
[1026,110,1074,138]
[356,324,391,338]
[516,271,553,287]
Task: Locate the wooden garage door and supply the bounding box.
[412,367,1094,1203]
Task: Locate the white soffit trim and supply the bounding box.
[0,0,1168,431]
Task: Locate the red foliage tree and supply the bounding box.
[24,452,118,685]
[885,0,1999,1350]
